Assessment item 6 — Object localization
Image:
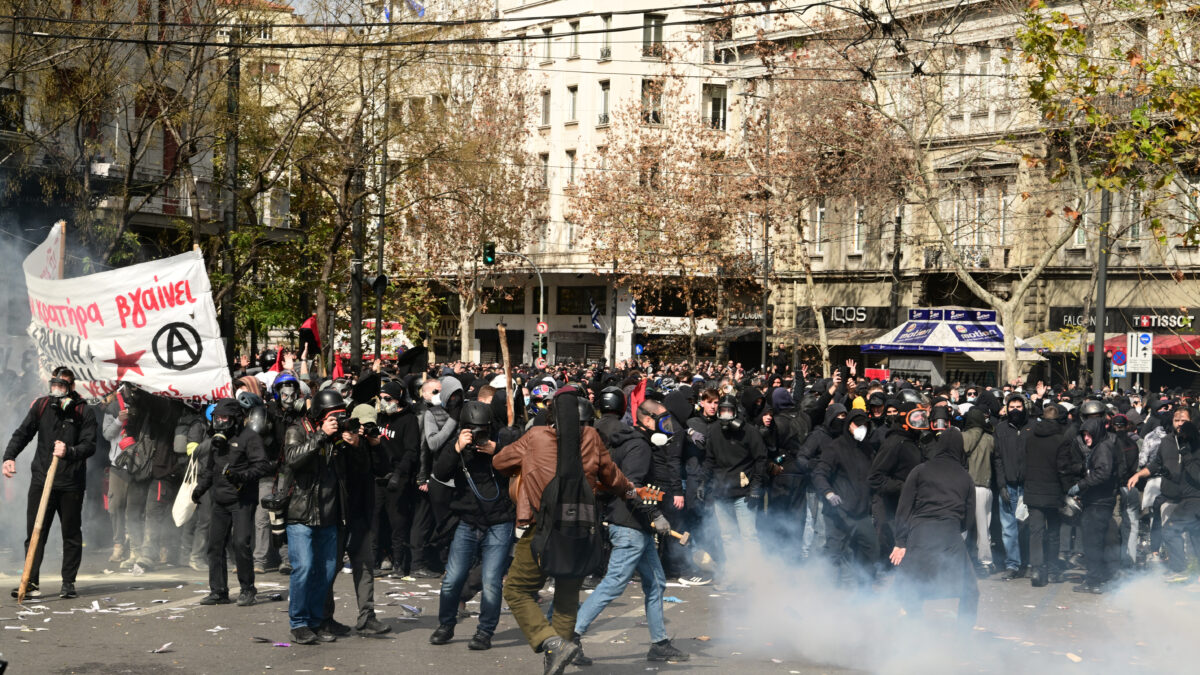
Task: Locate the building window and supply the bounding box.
[567,220,577,249]
[641,78,663,124]
[600,15,612,59]
[539,153,549,188]
[516,33,526,63]
[598,80,610,125]
[567,85,578,122]
[566,150,576,185]
[758,1,773,32]
[569,21,580,57]
[1126,190,1142,242]
[814,197,825,254]
[557,286,608,315]
[642,14,665,57]
[998,188,1010,245]
[542,27,552,62]
[540,90,551,126]
[853,202,865,253]
[1074,193,1090,247]
[702,83,726,130]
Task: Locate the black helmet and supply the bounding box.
[867,391,887,409]
[246,406,273,436]
[1079,399,1106,418]
[899,388,926,406]
[578,397,597,425]
[461,400,492,427]
[258,349,278,372]
[597,387,626,416]
[310,389,347,422]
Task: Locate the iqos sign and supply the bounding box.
[830,306,870,323]
[796,306,893,329]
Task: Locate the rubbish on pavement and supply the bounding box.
[150,642,173,654]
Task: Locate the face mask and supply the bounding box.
[50,387,67,399]
[1008,409,1028,427]
[851,426,867,442]
[650,432,669,446]
[430,394,442,407]
[967,396,977,403]
[380,399,399,415]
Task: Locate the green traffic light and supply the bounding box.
[483,241,496,266]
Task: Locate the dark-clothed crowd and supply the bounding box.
[6,349,1200,675]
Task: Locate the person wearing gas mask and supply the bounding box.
[1067,417,1119,593]
[4,367,96,600]
[375,380,422,576]
[263,372,308,575]
[868,402,924,569]
[1022,403,1070,587]
[231,380,277,576]
[701,395,767,561]
[813,410,879,584]
[1059,399,1106,570]
[1128,406,1200,582]
[573,398,690,665]
[990,393,1030,580]
[595,386,629,447]
[428,400,514,651]
[890,427,979,628]
[758,387,810,560]
[191,398,270,606]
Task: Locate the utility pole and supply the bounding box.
[609,259,618,367]
[350,125,366,373]
[222,25,240,365]
[1091,190,1111,392]
[760,79,771,373]
[889,208,903,325]
[374,3,393,361]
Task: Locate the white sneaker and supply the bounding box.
[678,576,712,586]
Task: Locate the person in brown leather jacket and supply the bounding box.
[494,389,632,675]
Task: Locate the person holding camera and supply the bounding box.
[279,389,354,645]
[192,398,270,606]
[428,400,514,651]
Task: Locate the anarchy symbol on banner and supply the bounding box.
[152,322,203,371]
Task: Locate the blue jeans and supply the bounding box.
[575,525,668,644]
[998,484,1023,571]
[438,521,513,636]
[287,524,338,630]
[713,497,758,545]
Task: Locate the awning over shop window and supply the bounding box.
[772,327,884,347]
[1087,333,1200,356]
[963,350,1045,362]
[700,325,760,341]
[863,308,1036,354]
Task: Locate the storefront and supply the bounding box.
[863,308,1041,386]
[1046,305,1200,389]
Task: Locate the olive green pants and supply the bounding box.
[502,526,584,651]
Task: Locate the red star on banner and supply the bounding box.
[105,341,146,380]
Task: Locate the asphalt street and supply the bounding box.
[1,548,1198,675]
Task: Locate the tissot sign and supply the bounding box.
[1049,307,1197,334]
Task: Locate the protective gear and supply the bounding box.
[258,349,278,372]
[320,378,352,398]
[309,389,347,423]
[825,492,843,507]
[1007,408,1029,427]
[272,372,306,413]
[717,395,742,431]
[236,390,263,410]
[930,405,952,432]
[903,407,930,432]
[429,393,442,407]
[650,433,669,447]
[867,392,886,410]
[899,388,926,406]
[1079,399,1106,419]
[460,400,492,427]
[49,377,71,398]
[597,387,626,416]
[246,407,272,437]
[380,399,400,415]
[851,425,867,442]
[651,514,671,536]
[578,397,597,425]
[1061,494,1082,519]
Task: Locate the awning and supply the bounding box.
[772,327,885,347]
[1087,333,1200,356]
[700,325,760,340]
[863,308,1036,354]
[964,350,1045,362]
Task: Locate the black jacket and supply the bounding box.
[1075,418,1118,505]
[196,426,270,506]
[895,429,975,547]
[282,421,347,527]
[992,418,1029,486]
[795,404,846,476]
[432,442,515,529]
[4,394,97,491]
[1150,429,1200,503]
[869,426,922,510]
[702,418,767,499]
[595,413,626,448]
[812,429,874,519]
[1022,419,1071,509]
[597,425,660,531]
[378,409,421,493]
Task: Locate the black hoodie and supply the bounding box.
[796,403,846,474]
[1074,418,1118,505]
[1022,418,1071,509]
[602,425,660,531]
[895,429,975,547]
[812,416,873,519]
[702,414,767,499]
[869,425,922,509]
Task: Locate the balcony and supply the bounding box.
[642,43,664,59]
[597,112,610,126]
[599,46,611,60]
[923,244,1011,269]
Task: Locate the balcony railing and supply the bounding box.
[599,46,611,60]
[705,113,726,130]
[924,244,1011,269]
[597,112,610,125]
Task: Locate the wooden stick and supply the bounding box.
[17,455,59,604]
[497,324,513,427]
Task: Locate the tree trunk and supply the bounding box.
[796,211,829,376]
[686,284,698,364]
[999,303,1020,388]
[458,304,473,363]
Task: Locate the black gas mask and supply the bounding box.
[717,403,742,432]
[930,405,952,432]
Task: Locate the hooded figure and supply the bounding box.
[1069,417,1119,593]
[892,427,978,627]
[868,403,923,562]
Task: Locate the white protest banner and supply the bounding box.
[23,222,233,403]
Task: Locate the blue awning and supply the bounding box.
[863,309,1036,354]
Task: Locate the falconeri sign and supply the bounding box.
[1049,307,1197,334]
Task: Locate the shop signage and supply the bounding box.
[1049,306,1196,334]
[795,306,894,329]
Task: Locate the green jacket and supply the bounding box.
[963,426,995,488]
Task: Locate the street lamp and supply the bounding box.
[739,84,772,372]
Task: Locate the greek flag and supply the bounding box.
[589,295,602,331]
[628,298,637,327]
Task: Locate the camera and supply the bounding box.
[332,411,360,434]
[362,421,381,439]
[471,428,488,446]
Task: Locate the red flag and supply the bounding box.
[331,353,344,379]
[269,348,284,373]
[300,314,321,348]
[629,378,647,416]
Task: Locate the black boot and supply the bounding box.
[541,635,581,675]
[647,640,690,662]
[467,630,492,651]
[429,623,454,645]
[1030,567,1047,588]
[572,633,593,666]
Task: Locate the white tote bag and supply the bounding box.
[172,455,201,527]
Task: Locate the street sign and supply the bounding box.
[536,321,548,334]
[1111,364,1126,378]
[1111,350,1126,366]
[535,357,547,369]
[635,343,644,355]
[1127,331,1153,373]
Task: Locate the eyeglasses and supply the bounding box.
[379,395,394,402]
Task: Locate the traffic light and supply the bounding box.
[482,241,496,266]
[531,340,539,360]
[539,336,548,357]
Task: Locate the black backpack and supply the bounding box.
[531,393,606,578]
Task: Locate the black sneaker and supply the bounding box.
[199,593,231,605]
[59,582,78,599]
[236,591,257,607]
[647,640,690,662]
[582,575,601,590]
[291,626,318,645]
[318,618,351,636]
[430,623,454,645]
[279,563,292,575]
[572,634,593,666]
[412,567,441,579]
[1030,568,1047,588]
[467,630,492,651]
[11,583,40,599]
[541,635,581,675]
[314,627,338,643]
[357,617,391,635]
[1000,568,1023,581]
[1073,583,1104,595]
